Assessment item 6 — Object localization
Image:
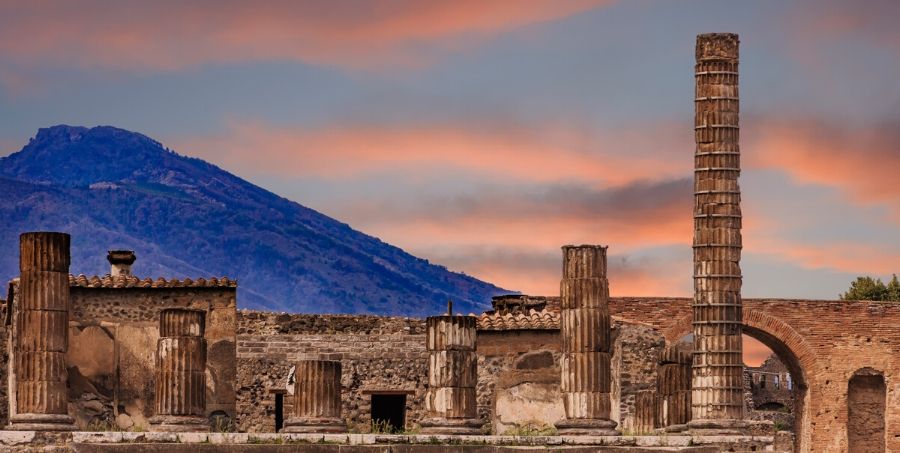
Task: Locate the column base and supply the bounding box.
[149,415,209,432]
[6,413,77,431]
[281,417,347,433]
[419,417,483,435]
[687,418,748,435]
[554,418,620,436]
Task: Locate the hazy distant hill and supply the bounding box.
[0,125,508,315]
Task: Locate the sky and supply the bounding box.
[1,0,899,364]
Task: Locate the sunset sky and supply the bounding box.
[1,1,898,363]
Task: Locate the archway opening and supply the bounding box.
[848,368,886,453]
[742,325,808,451]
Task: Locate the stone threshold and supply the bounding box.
[0,431,774,448]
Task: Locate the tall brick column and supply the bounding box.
[7,232,76,431]
[282,360,346,433]
[657,346,692,431]
[421,315,481,434]
[554,245,618,435]
[689,32,746,433]
[150,309,209,432]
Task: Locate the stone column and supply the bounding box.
[421,315,480,434]
[657,346,692,432]
[555,245,618,435]
[7,232,76,431]
[690,32,746,433]
[150,309,208,432]
[282,360,346,433]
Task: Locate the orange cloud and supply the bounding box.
[787,0,900,56]
[365,210,691,296]
[748,239,900,277]
[743,336,773,367]
[416,245,690,299]
[0,0,611,71]
[749,119,900,204]
[175,120,688,186]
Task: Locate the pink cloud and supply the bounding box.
[174,119,688,186]
[748,119,900,211]
[0,0,611,71]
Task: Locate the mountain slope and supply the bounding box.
[0,125,509,315]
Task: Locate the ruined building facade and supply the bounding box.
[1,33,898,453]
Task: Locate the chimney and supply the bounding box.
[107,250,136,276]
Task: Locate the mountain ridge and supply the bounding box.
[0,125,510,315]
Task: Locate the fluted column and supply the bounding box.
[421,315,481,434]
[150,309,208,432]
[689,32,746,433]
[7,232,76,431]
[555,245,618,435]
[282,360,346,433]
[657,346,692,431]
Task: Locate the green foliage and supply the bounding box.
[500,422,558,436]
[86,418,121,432]
[841,275,900,301]
[369,419,398,434]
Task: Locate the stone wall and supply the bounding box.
[5,285,237,431]
[235,310,428,433]
[0,295,7,427]
[236,311,667,435]
[476,330,562,434]
[611,324,664,434]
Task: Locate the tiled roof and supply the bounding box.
[477,308,559,331]
[68,274,237,288]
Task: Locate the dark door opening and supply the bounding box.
[848,370,885,453]
[274,393,284,432]
[371,394,406,433]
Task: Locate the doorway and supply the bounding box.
[371,394,406,433]
[848,369,885,453]
[274,393,284,432]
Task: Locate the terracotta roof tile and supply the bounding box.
[477,308,559,331]
[67,274,236,289]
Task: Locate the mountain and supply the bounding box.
[0,125,510,315]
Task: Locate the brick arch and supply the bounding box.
[663,307,816,452]
[662,308,817,381]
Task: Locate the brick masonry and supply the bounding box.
[605,296,900,453]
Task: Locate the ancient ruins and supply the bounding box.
[0,34,896,452]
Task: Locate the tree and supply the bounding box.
[840,275,900,301]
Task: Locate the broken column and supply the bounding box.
[7,232,76,431]
[421,315,480,434]
[282,360,346,433]
[657,346,692,431]
[555,245,618,435]
[150,309,208,432]
[690,32,746,433]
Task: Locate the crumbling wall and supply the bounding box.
[66,287,237,430]
[0,297,7,427]
[610,323,664,434]
[477,330,562,434]
[477,323,664,434]
[235,311,428,433]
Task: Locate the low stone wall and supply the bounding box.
[0,431,777,452]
